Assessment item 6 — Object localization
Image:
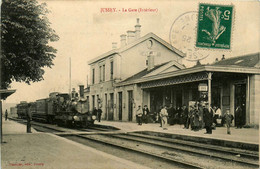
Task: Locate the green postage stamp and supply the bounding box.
[196,4,233,49]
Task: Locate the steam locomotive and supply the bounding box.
[17,90,95,127]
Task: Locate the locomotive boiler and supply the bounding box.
[16,89,95,127]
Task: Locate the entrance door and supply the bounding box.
[108,93,114,120]
[105,94,107,120]
[234,84,246,126]
[176,89,182,108]
[118,92,122,121]
[128,91,133,121]
[150,90,163,113]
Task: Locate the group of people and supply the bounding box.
[93,107,103,122]
[136,105,150,125]
[136,102,237,135]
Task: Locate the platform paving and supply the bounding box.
[97,120,259,145]
[1,119,150,169]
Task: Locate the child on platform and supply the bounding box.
[224,110,233,135]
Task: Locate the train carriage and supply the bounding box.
[17,101,29,119]
[34,98,48,122]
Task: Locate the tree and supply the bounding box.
[1,0,59,89]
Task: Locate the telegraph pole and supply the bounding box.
[69,57,71,96]
[0,19,3,143]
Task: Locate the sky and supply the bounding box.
[3,0,260,109]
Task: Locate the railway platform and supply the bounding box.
[97,120,259,147]
[1,119,150,169]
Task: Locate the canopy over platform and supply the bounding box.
[0,89,16,100]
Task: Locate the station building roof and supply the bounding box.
[212,53,260,68]
[88,32,185,65]
[116,52,260,87]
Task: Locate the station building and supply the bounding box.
[85,19,260,126]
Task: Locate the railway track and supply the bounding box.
[8,118,259,168]
[61,133,259,169]
[8,117,118,133]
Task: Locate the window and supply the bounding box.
[92,95,95,110]
[92,69,95,84]
[99,66,102,82]
[103,65,105,81]
[110,61,113,80]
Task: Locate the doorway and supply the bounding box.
[128,91,133,121]
[105,94,107,120]
[176,89,182,108]
[108,93,114,120]
[150,90,163,113]
[234,84,246,126]
[118,92,122,121]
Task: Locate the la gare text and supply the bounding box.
[100,8,158,13]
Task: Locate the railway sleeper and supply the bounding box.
[127,132,259,159]
[75,134,204,169]
[108,134,258,167]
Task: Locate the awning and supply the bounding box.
[141,72,208,89]
[0,89,16,100]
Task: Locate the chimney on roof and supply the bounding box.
[120,34,127,47]
[221,55,225,60]
[135,18,141,39]
[196,60,201,66]
[112,42,117,49]
[147,51,155,71]
[127,30,135,44]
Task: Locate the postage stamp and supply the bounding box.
[196,3,233,49]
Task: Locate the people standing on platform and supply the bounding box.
[176,106,182,126]
[142,105,150,124]
[160,105,168,130]
[158,106,163,127]
[97,108,102,122]
[191,105,200,131]
[214,106,222,126]
[182,105,189,129]
[224,109,233,134]
[210,105,216,129]
[235,106,243,128]
[198,103,204,130]
[26,106,32,133]
[5,109,8,121]
[186,106,193,129]
[203,103,213,134]
[136,105,143,125]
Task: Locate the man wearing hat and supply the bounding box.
[136,105,143,125]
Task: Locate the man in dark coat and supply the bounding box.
[235,106,243,128]
[142,105,150,124]
[26,106,32,133]
[182,105,189,128]
[203,103,213,134]
[97,108,102,122]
